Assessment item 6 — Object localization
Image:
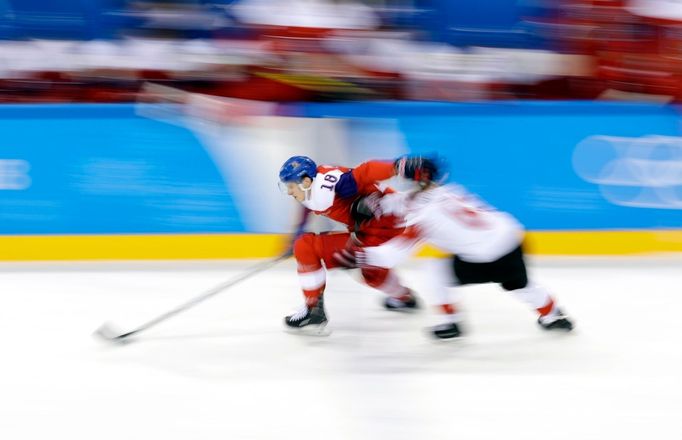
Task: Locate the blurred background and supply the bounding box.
[2,0,682,260]
[2,5,682,438]
[2,0,682,103]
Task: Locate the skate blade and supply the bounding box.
[285,323,332,337]
[426,325,466,343]
[385,308,420,314]
[384,302,420,313]
[427,333,468,349]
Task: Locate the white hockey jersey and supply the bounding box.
[364,184,524,267]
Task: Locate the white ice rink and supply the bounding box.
[1,256,681,440]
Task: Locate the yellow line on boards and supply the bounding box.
[523,230,682,255]
[1,230,681,261]
[0,234,287,261]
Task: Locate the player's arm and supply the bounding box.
[351,160,396,188]
[347,191,411,225]
[350,155,440,187]
[376,191,409,217]
[334,160,396,199]
[336,156,440,199]
[334,225,422,269]
[362,227,422,268]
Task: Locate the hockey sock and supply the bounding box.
[537,298,564,324]
[303,288,325,307]
[508,283,558,318]
[438,303,463,323]
[364,268,411,297]
[298,267,326,307]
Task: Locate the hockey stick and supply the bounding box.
[94,253,290,343]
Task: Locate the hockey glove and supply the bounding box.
[394,155,439,183]
[350,192,384,224]
[333,244,367,269]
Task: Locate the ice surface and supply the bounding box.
[0,257,681,440]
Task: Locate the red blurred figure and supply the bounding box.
[278,155,418,333]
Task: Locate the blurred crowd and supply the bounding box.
[2,0,682,103]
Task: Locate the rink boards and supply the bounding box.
[2,230,682,261]
[1,102,682,260]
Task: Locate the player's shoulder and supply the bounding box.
[435,184,469,200]
[317,164,351,175]
[410,184,455,207]
[439,183,464,194]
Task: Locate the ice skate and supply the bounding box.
[430,322,462,339]
[384,290,419,311]
[538,309,574,331]
[284,297,330,335]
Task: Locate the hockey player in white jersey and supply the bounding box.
[334,155,574,339]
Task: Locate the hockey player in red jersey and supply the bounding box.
[278,155,418,333]
[335,155,574,339]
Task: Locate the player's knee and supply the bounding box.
[293,233,314,257]
[293,233,322,265]
[361,267,389,288]
[501,276,528,291]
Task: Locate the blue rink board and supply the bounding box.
[0,104,244,234]
[299,101,682,231]
[1,102,682,235]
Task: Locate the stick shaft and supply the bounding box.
[120,254,289,338]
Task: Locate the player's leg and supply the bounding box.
[360,266,419,311]
[352,218,419,310]
[284,233,331,330]
[496,246,573,331]
[321,233,419,311]
[423,257,462,339]
[446,255,500,338]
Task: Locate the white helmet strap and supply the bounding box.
[299,181,312,201]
